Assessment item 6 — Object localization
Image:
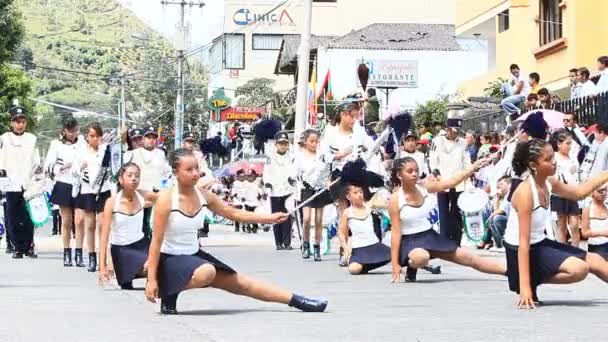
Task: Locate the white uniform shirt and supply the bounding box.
[44,137,85,185]
[263,150,296,197]
[573,80,598,98]
[401,150,428,177]
[429,136,471,192]
[72,143,112,194]
[125,148,170,191]
[596,69,608,94]
[0,132,40,191]
[321,124,373,171]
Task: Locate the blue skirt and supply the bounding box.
[350,242,391,273]
[158,249,236,298]
[398,229,458,267]
[550,195,581,215]
[50,182,75,208]
[504,238,586,293]
[300,187,332,209]
[76,191,111,213]
[588,243,608,258]
[110,237,149,286]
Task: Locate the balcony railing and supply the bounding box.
[463,91,608,132]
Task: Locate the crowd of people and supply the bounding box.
[4,80,608,314]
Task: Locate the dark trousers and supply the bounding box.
[270,196,292,247]
[52,209,61,235]
[143,207,152,238]
[5,191,34,252]
[3,201,12,248]
[244,205,258,231]
[437,189,463,246]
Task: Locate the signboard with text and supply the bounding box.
[356,59,418,88]
[220,106,266,121]
[224,3,301,33]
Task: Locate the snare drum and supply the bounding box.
[458,189,489,244]
[26,194,51,228]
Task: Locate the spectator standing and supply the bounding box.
[573,67,598,99]
[464,130,479,162]
[596,56,608,93]
[569,68,579,97]
[488,176,511,248]
[501,64,529,117]
[589,123,608,177]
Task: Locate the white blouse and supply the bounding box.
[347,208,379,249]
[110,191,145,246]
[398,186,436,235]
[44,137,85,185]
[161,187,206,255]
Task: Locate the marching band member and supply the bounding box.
[263,131,297,250]
[582,186,608,259]
[231,170,246,232]
[550,130,581,246]
[124,125,171,238]
[339,183,391,275]
[429,118,471,245]
[45,116,85,266]
[99,163,158,289]
[144,148,327,314]
[389,157,506,283]
[0,105,40,259]
[241,170,263,234]
[505,138,608,309]
[295,129,332,260]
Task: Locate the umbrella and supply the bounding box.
[229,160,264,175]
[213,166,232,178]
[515,109,564,129]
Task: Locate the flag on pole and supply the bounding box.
[307,62,318,125]
[317,69,334,102]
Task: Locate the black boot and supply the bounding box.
[87,252,97,272]
[12,251,23,259]
[63,248,73,267]
[313,244,322,262]
[405,266,417,282]
[5,242,14,254]
[74,248,85,267]
[120,281,134,290]
[25,248,38,259]
[160,294,179,315]
[422,265,441,274]
[301,241,311,259]
[288,294,328,312]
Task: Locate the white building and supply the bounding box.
[310,23,489,112]
[207,0,457,100]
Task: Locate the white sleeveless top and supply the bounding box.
[110,191,145,246]
[588,204,608,246]
[503,176,552,246]
[346,207,379,249]
[160,187,207,255]
[398,186,436,235]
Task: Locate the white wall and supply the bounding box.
[316,41,488,113]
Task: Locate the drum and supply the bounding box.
[26,194,52,228]
[457,188,489,244]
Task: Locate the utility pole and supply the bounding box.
[161,0,205,147]
[294,0,313,141]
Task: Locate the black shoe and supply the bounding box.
[422,265,441,274]
[5,243,14,254]
[74,248,85,267]
[87,252,97,272]
[160,294,179,315]
[120,281,134,290]
[313,245,322,262]
[338,247,348,267]
[63,248,73,267]
[301,241,311,259]
[25,248,38,259]
[405,267,417,282]
[288,294,328,313]
[283,245,293,250]
[276,245,284,250]
[12,251,23,259]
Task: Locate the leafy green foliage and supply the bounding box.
[484,77,508,98]
[413,95,449,127]
[235,78,291,120]
[0,0,25,64]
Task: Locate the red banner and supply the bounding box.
[220,106,266,121]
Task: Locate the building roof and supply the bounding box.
[326,23,461,51]
[274,35,337,74]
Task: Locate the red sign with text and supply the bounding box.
[220,106,266,121]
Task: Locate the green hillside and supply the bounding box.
[13,0,207,148]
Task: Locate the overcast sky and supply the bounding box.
[117,0,226,50]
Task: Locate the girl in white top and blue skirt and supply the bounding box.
[44,116,84,267]
[98,163,159,289]
[582,186,608,258]
[339,184,390,274]
[505,139,608,309]
[73,122,112,272]
[388,157,506,282]
[145,149,327,315]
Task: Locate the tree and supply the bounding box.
[413,95,449,128]
[0,0,25,64]
[235,78,281,107]
[484,77,508,98]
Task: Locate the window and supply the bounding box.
[252,34,283,50]
[208,39,223,74]
[498,9,509,33]
[224,34,245,69]
[539,0,562,45]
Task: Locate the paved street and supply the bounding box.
[2,225,608,342]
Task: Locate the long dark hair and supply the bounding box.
[116,162,140,192]
[512,139,549,176]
